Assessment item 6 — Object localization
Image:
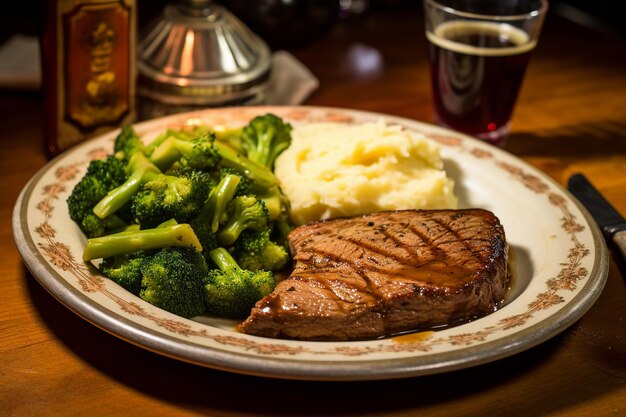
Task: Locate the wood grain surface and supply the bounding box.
[1,4,625,417]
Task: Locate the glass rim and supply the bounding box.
[423,0,549,21]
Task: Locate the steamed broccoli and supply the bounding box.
[131,169,214,228]
[149,132,221,172]
[143,126,209,157]
[203,247,275,318]
[139,247,208,318]
[219,167,252,196]
[150,129,278,191]
[206,173,241,232]
[257,185,291,221]
[83,222,202,261]
[99,251,146,295]
[217,195,269,246]
[213,140,278,192]
[240,113,293,169]
[93,151,161,219]
[231,229,289,272]
[188,217,219,259]
[71,119,294,322]
[114,125,144,161]
[67,155,129,238]
[186,172,241,258]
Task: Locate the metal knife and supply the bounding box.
[567,173,626,264]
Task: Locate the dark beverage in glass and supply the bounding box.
[427,21,535,145]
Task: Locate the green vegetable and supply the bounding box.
[139,247,208,318]
[99,251,146,295]
[231,229,289,272]
[240,113,293,169]
[131,169,213,228]
[92,151,161,219]
[218,167,253,196]
[70,115,294,321]
[217,195,269,246]
[113,125,145,162]
[83,222,202,261]
[204,173,241,233]
[187,172,241,258]
[203,247,275,318]
[67,155,129,238]
[149,132,221,172]
[213,140,279,192]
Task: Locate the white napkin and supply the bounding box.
[0,35,319,105]
[266,50,320,105]
[0,35,41,91]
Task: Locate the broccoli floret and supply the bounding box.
[83,222,202,261]
[217,195,269,246]
[185,172,239,258]
[77,214,128,239]
[99,251,146,295]
[139,247,208,318]
[218,167,252,196]
[114,125,144,162]
[92,151,162,219]
[150,132,221,172]
[67,155,129,237]
[188,217,219,259]
[149,125,279,191]
[231,229,289,272]
[131,169,213,228]
[203,247,275,318]
[240,113,293,169]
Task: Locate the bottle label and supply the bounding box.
[63,2,131,130]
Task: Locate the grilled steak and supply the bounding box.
[238,209,509,341]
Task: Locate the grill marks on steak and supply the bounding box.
[237,209,509,341]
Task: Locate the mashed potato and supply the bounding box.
[274,119,458,226]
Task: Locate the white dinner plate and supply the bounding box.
[13,106,609,380]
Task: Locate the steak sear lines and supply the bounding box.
[238,209,510,341]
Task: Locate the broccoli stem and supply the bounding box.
[207,174,240,233]
[259,187,283,221]
[213,141,278,191]
[83,223,202,261]
[148,137,182,171]
[208,247,240,272]
[214,127,244,152]
[192,173,240,238]
[93,153,160,219]
[93,169,142,218]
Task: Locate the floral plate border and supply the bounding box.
[13,106,609,381]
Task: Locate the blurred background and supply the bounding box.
[0,0,623,106]
[1,0,624,52]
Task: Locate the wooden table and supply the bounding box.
[2,5,625,416]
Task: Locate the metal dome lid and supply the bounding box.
[137,0,272,106]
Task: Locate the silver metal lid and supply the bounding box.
[137,0,272,106]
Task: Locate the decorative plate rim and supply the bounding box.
[13,105,609,381]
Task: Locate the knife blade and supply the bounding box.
[567,173,626,264]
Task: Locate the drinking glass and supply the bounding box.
[424,0,547,145]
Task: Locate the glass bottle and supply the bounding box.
[40,0,137,156]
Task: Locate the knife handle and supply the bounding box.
[613,230,626,266]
